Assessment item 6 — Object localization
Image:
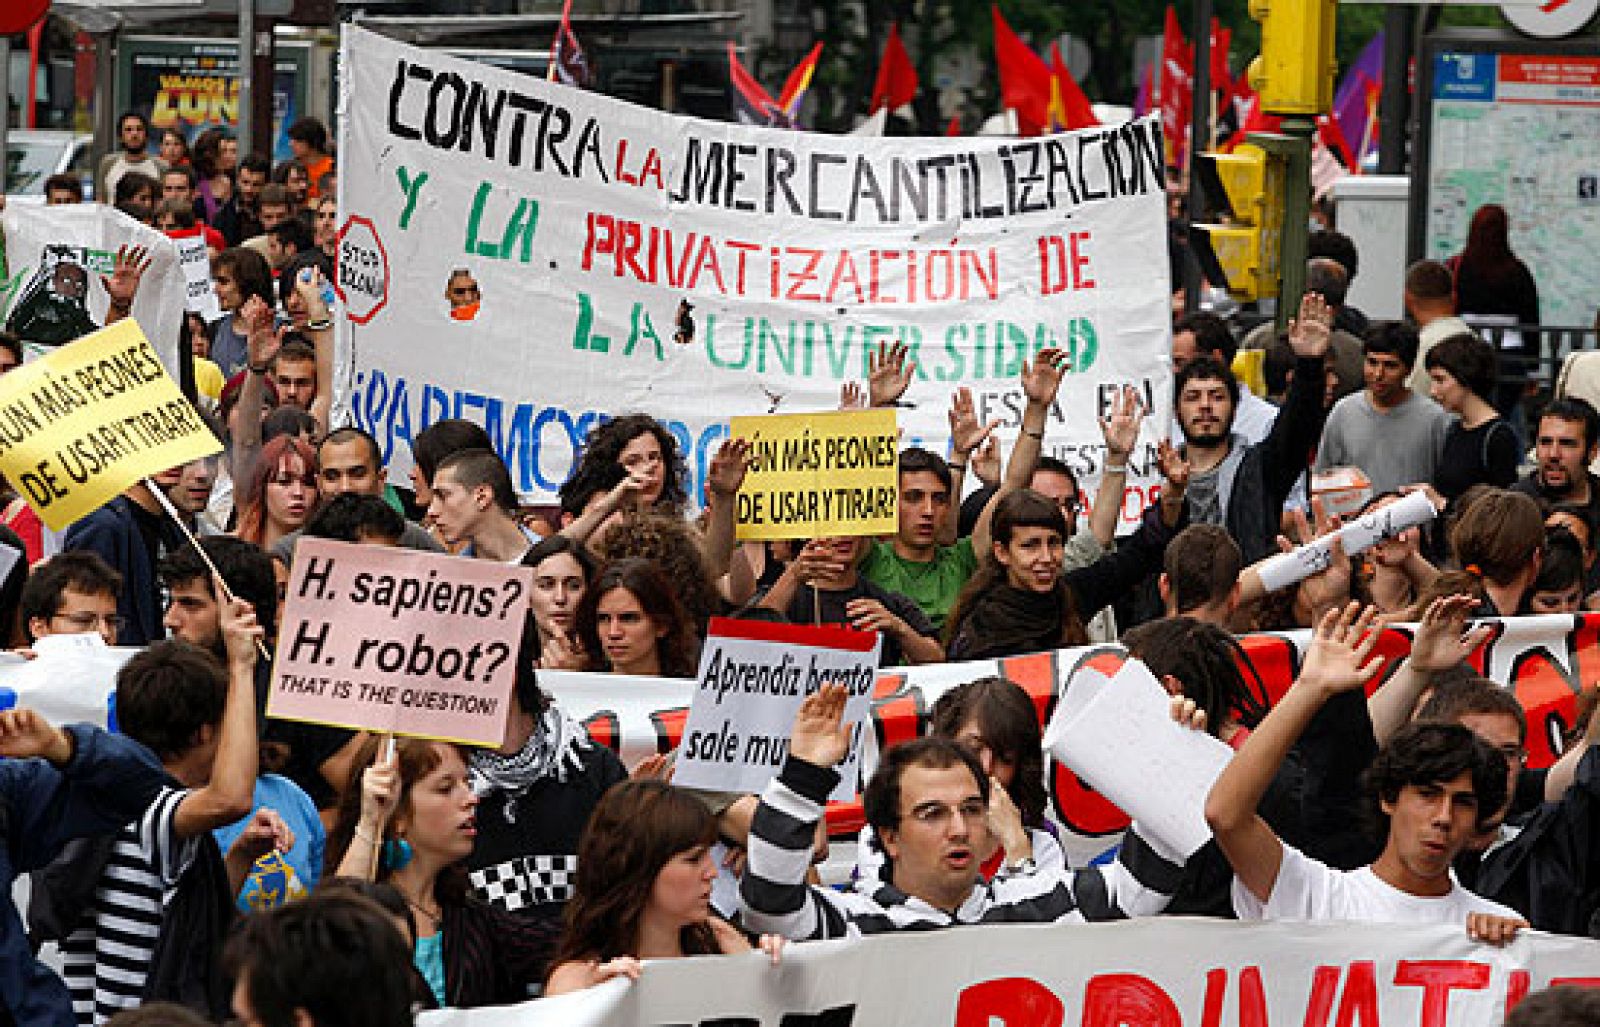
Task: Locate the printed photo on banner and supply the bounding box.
[1,202,187,373]
[731,408,898,541]
[269,537,534,746]
[672,617,881,801]
[333,25,1172,519]
[0,319,222,530]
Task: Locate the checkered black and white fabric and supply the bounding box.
[469,855,579,912]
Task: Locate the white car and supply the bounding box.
[5,130,95,204]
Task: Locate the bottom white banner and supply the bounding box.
[419,919,1600,1027]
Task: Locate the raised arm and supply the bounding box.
[699,437,750,580]
[1367,594,1489,744]
[231,297,280,491]
[99,244,151,327]
[971,347,1068,558]
[2,710,165,871]
[741,684,856,940]
[1541,682,1600,801]
[1259,292,1334,510]
[293,267,336,438]
[173,586,262,839]
[941,388,999,545]
[1088,386,1144,546]
[1206,603,1384,903]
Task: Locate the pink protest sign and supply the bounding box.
[268,538,532,746]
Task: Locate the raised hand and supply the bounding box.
[948,387,999,460]
[970,434,1001,487]
[0,708,73,764]
[839,381,866,410]
[242,296,281,367]
[218,587,263,669]
[707,438,750,499]
[789,682,853,768]
[1408,594,1491,675]
[1100,385,1146,461]
[1287,291,1333,359]
[101,244,152,313]
[868,341,916,408]
[1297,602,1385,696]
[1156,438,1190,492]
[359,751,400,832]
[294,266,332,324]
[1020,347,1068,407]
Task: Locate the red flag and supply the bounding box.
[778,42,823,124]
[945,114,962,136]
[726,42,788,127]
[1158,6,1193,163]
[1047,43,1100,131]
[992,6,1053,136]
[1209,17,1232,96]
[871,23,919,112]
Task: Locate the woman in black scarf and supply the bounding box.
[945,444,1190,661]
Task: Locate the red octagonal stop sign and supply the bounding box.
[334,215,390,325]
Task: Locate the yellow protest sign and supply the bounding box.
[0,319,222,530]
[732,409,898,541]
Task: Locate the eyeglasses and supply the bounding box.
[53,612,126,634]
[904,798,987,829]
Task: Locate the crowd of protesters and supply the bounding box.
[0,110,1597,1027]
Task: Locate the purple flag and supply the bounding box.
[1332,33,1383,169]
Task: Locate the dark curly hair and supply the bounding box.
[575,558,700,678]
[590,511,721,634]
[573,414,687,513]
[1363,722,1508,835]
[551,780,720,970]
[863,737,990,837]
[929,677,1047,826]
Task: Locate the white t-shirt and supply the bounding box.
[1232,844,1517,926]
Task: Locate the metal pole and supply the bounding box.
[237,0,255,156]
[1183,0,1213,314]
[0,38,10,203]
[1378,7,1411,175]
[1276,115,1315,334]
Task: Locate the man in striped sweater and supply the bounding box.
[741,684,1187,938]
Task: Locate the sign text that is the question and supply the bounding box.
[268,537,532,746]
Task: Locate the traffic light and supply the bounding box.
[1247,0,1338,115]
[1190,142,1286,303]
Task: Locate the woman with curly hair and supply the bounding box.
[574,558,700,677]
[590,511,722,634]
[565,414,688,515]
[855,676,1063,885]
[544,780,782,995]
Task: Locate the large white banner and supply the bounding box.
[417,919,1600,1027]
[8,613,1598,866]
[0,203,187,377]
[333,26,1173,518]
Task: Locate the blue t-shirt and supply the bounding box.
[212,774,325,912]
